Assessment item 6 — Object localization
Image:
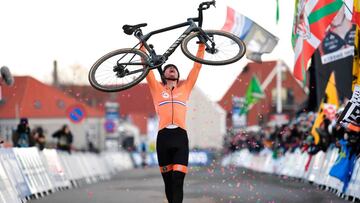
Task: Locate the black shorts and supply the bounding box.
[156,127,189,174]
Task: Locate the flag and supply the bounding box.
[243,75,264,113]
[310,4,355,107]
[292,0,343,81]
[222,7,279,62]
[353,0,360,27]
[337,84,360,132]
[311,72,339,144]
[317,5,355,65]
[353,0,360,89]
[232,96,247,129]
[329,139,357,193]
[353,26,360,89]
[276,0,280,24]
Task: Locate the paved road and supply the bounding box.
[30,166,349,203]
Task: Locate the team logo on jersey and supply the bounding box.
[161,91,169,98]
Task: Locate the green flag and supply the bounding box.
[276,0,280,24]
[243,76,264,113]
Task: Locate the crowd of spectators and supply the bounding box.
[11,118,76,153]
[224,103,360,159]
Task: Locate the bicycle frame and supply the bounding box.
[117,1,215,82]
[136,18,207,66]
[119,19,210,83]
[89,0,245,92]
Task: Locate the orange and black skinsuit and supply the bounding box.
[144,44,205,203]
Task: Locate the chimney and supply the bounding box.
[53,60,59,87]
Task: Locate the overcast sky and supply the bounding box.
[0,0,296,101]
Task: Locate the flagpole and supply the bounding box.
[276,60,282,114]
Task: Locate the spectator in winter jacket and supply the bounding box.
[12,118,35,148]
[52,124,73,153]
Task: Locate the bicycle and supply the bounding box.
[88,0,246,92]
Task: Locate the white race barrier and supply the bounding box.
[278,151,296,177]
[222,147,360,200]
[0,159,22,203]
[80,153,109,181]
[0,149,31,201]
[62,152,89,182]
[102,151,134,173]
[41,149,71,189]
[314,148,335,186]
[347,158,360,199]
[308,151,326,183]
[56,151,78,184]
[322,149,344,193]
[0,147,134,202]
[13,147,54,197]
[290,149,308,179]
[258,149,275,174]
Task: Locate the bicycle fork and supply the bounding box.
[196,28,217,54]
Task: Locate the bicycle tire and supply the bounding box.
[88,48,149,92]
[181,30,246,65]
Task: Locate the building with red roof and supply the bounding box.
[64,84,155,135]
[218,60,307,128]
[0,76,105,150]
[64,82,226,149]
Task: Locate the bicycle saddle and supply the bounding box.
[122,23,147,35]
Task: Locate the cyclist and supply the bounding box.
[141,43,205,203]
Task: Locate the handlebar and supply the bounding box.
[196,0,216,28]
[198,0,216,10]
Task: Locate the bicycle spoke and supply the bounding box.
[182,30,245,65]
[89,48,149,91]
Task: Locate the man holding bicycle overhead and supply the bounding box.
[141,43,205,203]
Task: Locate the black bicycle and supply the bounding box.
[88,0,246,92]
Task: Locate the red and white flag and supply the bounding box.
[292,0,343,81]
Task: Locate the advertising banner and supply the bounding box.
[0,148,31,198]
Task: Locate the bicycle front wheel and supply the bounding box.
[88,48,149,92]
[181,30,246,65]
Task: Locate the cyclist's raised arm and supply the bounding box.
[184,44,205,90]
[139,45,159,90]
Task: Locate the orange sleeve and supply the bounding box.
[184,44,206,90]
[146,69,159,91]
[140,45,159,90]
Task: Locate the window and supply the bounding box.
[57,99,66,109]
[271,88,286,104]
[34,100,42,109]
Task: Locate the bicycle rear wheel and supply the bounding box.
[88,48,149,92]
[181,30,246,65]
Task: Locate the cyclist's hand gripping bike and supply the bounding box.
[88,0,246,92]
